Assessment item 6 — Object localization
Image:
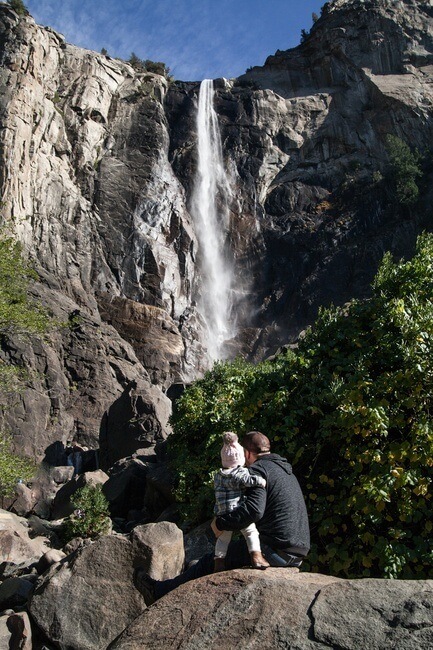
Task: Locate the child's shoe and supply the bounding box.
[250,551,270,569]
[214,557,226,572]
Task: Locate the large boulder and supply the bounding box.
[28,521,184,649]
[142,462,176,520]
[28,535,146,650]
[0,576,34,609]
[131,522,184,580]
[109,569,433,649]
[0,611,32,650]
[103,458,149,519]
[0,510,50,566]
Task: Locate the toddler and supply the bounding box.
[213,432,270,572]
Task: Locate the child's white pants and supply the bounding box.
[214,523,261,558]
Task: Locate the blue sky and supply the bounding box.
[25,0,325,81]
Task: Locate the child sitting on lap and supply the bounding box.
[213,432,270,572]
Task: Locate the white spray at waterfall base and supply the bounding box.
[191,79,235,361]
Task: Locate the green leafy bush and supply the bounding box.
[170,233,433,579]
[386,134,422,206]
[0,430,36,503]
[63,484,111,541]
[0,232,52,337]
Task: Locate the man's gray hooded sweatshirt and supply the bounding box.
[215,453,310,557]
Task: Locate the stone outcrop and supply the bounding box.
[0,611,32,650]
[28,535,146,650]
[99,380,172,471]
[130,522,184,580]
[0,510,50,567]
[28,522,184,650]
[110,569,433,649]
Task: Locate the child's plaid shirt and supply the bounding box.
[214,466,266,515]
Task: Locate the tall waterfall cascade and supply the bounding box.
[191,79,235,361]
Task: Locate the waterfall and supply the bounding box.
[191,79,234,361]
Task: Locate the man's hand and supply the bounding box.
[211,518,223,538]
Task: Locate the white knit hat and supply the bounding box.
[220,432,245,469]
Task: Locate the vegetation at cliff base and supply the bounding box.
[169,233,433,580]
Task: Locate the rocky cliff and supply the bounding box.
[1,0,433,458]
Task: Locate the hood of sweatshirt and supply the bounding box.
[256,453,293,475]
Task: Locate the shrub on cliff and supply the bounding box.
[0,430,36,504]
[169,233,433,579]
[128,52,171,79]
[0,231,54,407]
[0,232,52,337]
[63,484,111,541]
[7,0,28,16]
[386,134,422,206]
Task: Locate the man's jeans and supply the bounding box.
[262,544,304,568]
[153,539,303,600]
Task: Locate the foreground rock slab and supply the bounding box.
[109,569,433,649]
[28,522,184,650]
[29,535,145,650]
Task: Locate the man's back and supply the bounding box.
[251,454,310,555]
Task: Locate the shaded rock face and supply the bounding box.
[1,0,433,454]
[28,522,184,650]
[110,569,433,649]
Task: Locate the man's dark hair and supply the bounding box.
[241,431,271,454]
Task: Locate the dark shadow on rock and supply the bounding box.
[99,380,171,472]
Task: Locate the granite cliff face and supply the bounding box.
[1,0,433,458]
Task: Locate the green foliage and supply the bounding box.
[169,358,284,520]
[0,233,52,337]
[0,361,25,396]
[0,231,54,408]
[63,484,111,541]
[170,233,433,579]
[128,52,171,79]
[386,134,422,206]
[7,0,28,16]
[0,430,36,502]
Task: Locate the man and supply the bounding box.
[133,431,310,604]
